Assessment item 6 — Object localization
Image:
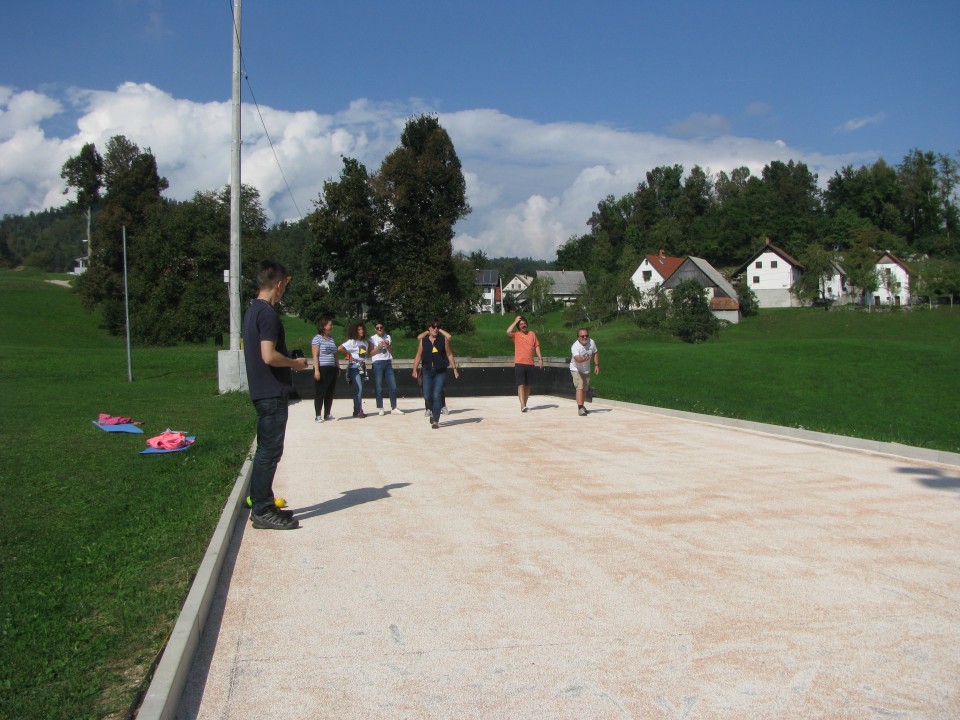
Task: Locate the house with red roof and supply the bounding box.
[631,249,684,298]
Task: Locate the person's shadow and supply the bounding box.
[896,466,960,494]
[294,483,411,521]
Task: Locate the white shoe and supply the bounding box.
[391,408,403,415]
[315,415,324,423]
[378,408,385,416]
[324,415,335,422]
[424,409,430,417]
[440,407,449,415]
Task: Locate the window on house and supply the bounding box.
[642,271,652,282]
[753,276,760,284]
[755,261,762,269]
[771,261,778,269]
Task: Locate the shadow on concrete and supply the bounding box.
[294,483,412,521]
[897,465,960,494]
[438,418,483,427]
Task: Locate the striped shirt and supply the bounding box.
[311,334,338,367]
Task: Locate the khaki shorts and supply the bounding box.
[571,370,590,391]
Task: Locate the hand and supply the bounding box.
[453,368,460,379]
[594,366,600,375]
[293,357,308,371]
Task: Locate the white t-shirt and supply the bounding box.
[341,338,369,367]
[369,333,393,362]
[569,338,598,373]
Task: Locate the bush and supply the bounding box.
[669,279,720,343]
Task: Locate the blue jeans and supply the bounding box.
[347,366,364,415]
[250,396,288,515]
[421,368,448,423]
[372,360,398,409]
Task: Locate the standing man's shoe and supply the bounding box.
[252,507,299,530]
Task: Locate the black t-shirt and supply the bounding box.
[242,299,292,400]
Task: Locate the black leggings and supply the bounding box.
[314,366,340,417]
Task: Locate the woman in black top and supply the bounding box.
[412,320,459,429]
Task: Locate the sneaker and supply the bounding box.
[424,409,430,417]
[440,407,449,415]
[521,406,528,413]
[324,415,335,422]
[578,406,587,416]
[251,507,299,530]
[378,408,385,416]
[431,421,439,429]
[315,415,324,423]
[391,408,403,415]
[357,411,366,419]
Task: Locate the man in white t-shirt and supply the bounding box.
[569,328,599,416]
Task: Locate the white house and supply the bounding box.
[663,256,741,323]
[631,249,684,296]
[733,239,803,308]
[474,269,500,314]
[867,251,912,306]
[503,274,532,307]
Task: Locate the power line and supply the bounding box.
[227,1,305,221]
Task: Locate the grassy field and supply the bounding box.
[1,271,958,719]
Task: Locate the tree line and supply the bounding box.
[556,152,960,322]
[3,126,958,344]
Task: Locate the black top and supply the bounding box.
[242,299,292,400]
[420,334,449,371]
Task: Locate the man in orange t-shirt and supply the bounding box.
[506,315,543,412]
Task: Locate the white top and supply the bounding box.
[569,338,598,373]
[369,333,393,363]
[340,338,369,368]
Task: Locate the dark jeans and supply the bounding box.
[313,366,339,418]
[347,366,364,415]
[421,367,448,423]
[250,396,288,515]
[372,360,398,409]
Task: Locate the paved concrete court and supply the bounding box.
[177,395,960,719]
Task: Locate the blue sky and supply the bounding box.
[1,1,957,259]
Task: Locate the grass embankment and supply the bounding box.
[1,273,958,720]
[0,271,252,720]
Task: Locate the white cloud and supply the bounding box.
[835,113,886,133]
[0,83,873,260]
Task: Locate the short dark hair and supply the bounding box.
[316,316,334,333]
[256,260,288,289]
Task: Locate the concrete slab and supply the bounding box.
[176,396,960,719]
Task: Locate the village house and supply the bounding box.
[474,269,500,314]
[630,249,684,297]
[536,270,587,306]
[732,239,804,308]
[867,251,912,306]
[662,256,741,323]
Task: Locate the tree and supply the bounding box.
[734,277,759,317]
[669,279,720,343]
[792,243,836,309]
[60,142,103,252]
[841,242,880,305]
[374,115,472,333]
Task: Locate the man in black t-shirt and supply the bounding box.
[242,261,308,530]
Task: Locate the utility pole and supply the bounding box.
[218,0,246,393]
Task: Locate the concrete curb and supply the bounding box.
[134,399,958,718]
[135,440,255,720]
[593,397,960,467]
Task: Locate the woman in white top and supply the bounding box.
[369,320,403,415]
[311,317,340,422]
[338,322,369,418]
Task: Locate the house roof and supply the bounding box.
[642,253,684,280]
[733,238,803,276]
[664,256,740,302]
[536,270,587,295]
[876,251,912,275]
[474,269,499,286]
[710,297,741,311]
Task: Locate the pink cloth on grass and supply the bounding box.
[146,430,195,450]
[98,413,143,426]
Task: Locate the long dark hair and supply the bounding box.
[347,322,366,341]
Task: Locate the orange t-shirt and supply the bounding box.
[513,330,539,365]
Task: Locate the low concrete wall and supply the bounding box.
[291,357,582,402]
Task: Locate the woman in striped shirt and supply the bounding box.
[311,317,340,422]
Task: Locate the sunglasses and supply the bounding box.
[375,325,384,330]
[579,334,589,338]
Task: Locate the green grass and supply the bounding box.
[2,274,958,720]
[0,270,252,720]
